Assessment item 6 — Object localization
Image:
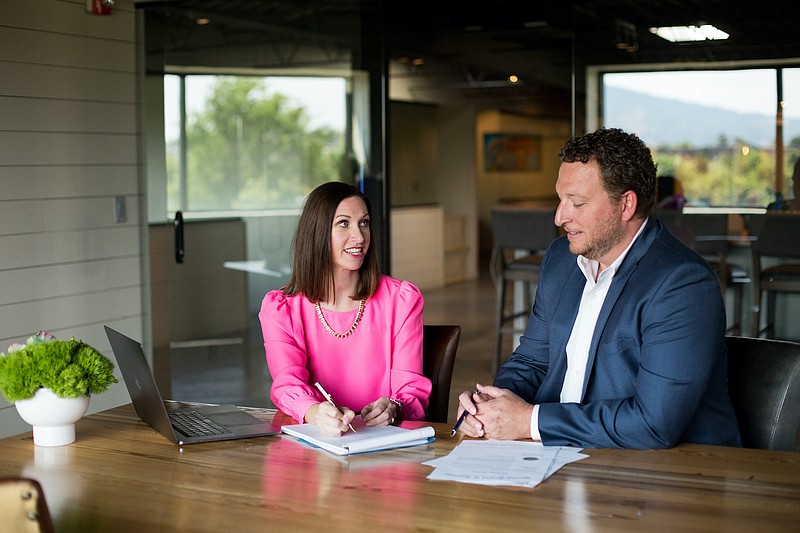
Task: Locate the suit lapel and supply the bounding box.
[581,218,659,396]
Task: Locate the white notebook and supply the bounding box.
[281,422,435,456]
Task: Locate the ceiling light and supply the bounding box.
[649,24,729,43]
[195,17,210,25]
[508,75,519,84]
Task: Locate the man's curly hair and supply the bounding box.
[559,128,657,218]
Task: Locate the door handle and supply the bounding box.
[174,211,184,263]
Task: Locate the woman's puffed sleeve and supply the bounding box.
[258,291,319,422]
[390,280,432,421]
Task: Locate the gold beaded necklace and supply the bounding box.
[315,299,365,339]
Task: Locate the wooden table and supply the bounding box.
[1,405,799,532]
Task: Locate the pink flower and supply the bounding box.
[26,331,57,345]
[5,343,25,354]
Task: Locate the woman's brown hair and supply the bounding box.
[282,181,380,303]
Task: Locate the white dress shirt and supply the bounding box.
[530,219,648,440]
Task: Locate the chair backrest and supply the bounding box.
[490,208,558,252]
[681,212,729,256]
[0,478,54,533]
[751,213,800,258]
[652,208,683,228]
[422,324,461,423]
[653,209,695,248]
[725,336,800,451]
[745,213,766,238]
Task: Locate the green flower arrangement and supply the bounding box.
[0,331,118,403]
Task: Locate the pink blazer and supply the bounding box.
[259,275,431,422]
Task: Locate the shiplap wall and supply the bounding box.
[0,0,141,438]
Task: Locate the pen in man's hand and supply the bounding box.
[450,391,478,437]
[314,381,357,433]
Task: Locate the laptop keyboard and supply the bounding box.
[169,410,228,437]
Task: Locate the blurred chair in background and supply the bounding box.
[0,477,54,533]
[489,208,558,373]
[682,213,749,335]
[654,210,747,335]
[750,213,800,338]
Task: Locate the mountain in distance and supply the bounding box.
[604,86,800,149]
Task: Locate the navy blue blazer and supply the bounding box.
[494,217,742,449]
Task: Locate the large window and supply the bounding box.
[164,74,348,215]
[603,68,800,208]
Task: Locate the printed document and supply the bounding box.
[425,440,588,487]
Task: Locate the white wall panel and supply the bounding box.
[0,97,136,133]
[0,196,141,235]
[0,132,138,165]
[0,201,44,234]
[0,61,136,102]
[0,0,142,438]
[0,287,142,340]
[0,257,141,305]
[0,227,140,269]
[43,196,140,231]
[0,0,135,42]
[0,27,135,72]
[0,165,138,200]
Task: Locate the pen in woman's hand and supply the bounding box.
[314,381,357,433]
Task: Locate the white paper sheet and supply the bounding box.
[425,440,588,487]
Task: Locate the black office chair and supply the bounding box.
[422,324,461,423]
[725,336,800,452]
[490,208,558,373]
[750,213,800,338]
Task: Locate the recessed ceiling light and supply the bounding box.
[649,24,729,42]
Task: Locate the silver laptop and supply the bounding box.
[105,325,281,445]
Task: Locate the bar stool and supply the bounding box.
[682,212,749,335]
[490,208,558,373]
[751,213,800,338]
[655,210,748,335]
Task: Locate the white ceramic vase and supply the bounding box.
[15,388,90,446]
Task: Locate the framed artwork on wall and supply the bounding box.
[483,133,541,172]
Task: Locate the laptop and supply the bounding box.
[105,325,281,445]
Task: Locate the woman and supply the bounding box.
[259,181,431,436]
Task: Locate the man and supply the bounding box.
[766,157,799,211]
[457,128,741,449]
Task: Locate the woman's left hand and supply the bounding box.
[360,397,399,427]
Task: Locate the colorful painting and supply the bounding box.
[483,133,541,172]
